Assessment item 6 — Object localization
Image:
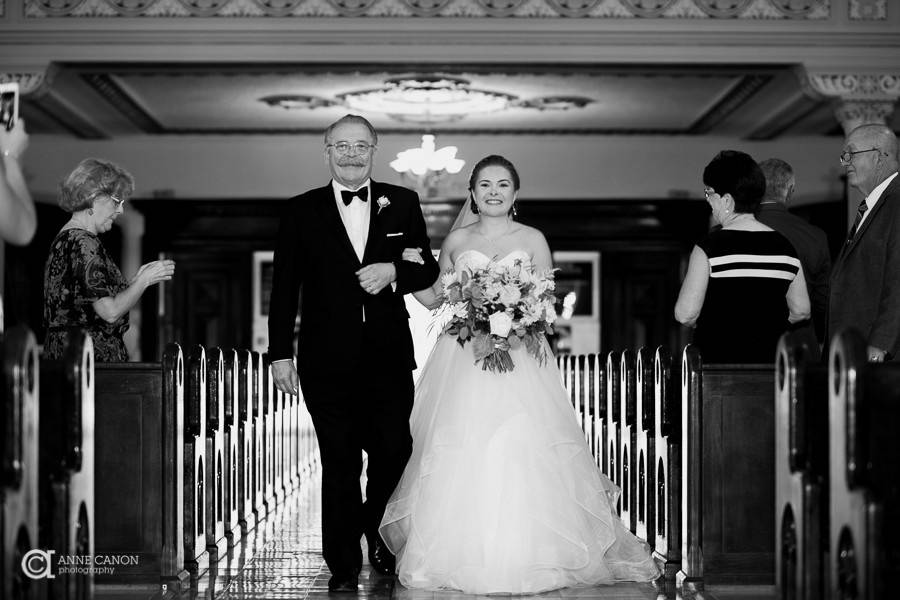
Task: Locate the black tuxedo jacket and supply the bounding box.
[757,202,831,342]
[828,174,900,357]
[267,180,440,373]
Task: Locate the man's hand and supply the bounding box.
[272,360,300,396]
[401,247,424,264]
[356,262,396,295]
[868,345,887,362]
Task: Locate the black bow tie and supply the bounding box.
[341,188,368,205]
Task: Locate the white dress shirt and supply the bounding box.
[857,171,899,231]
[332,179,371,262]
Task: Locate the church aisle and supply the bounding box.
[206,471,657,600]
[113,471,773,600]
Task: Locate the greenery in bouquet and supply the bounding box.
[439,258,558,373]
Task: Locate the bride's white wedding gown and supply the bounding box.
[379,250,660,594]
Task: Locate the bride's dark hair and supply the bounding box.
[468,155,520,216]
[468,155,521,192]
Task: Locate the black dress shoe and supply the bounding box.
[328,573,359,593]
[367,535,396,576]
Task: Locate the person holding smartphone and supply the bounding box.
[0,117,36,246]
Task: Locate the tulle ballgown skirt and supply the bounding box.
[379,335,661,594]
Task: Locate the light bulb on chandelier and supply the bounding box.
[390,134,465,197]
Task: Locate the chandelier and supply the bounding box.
[337,75,514,124]
[390,134,465,197]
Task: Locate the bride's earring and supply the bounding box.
[509,201,518,218]
[88,208,94,215]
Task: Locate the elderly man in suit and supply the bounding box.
[757,158,831,357]
[268,114,440,591]
[829,123,900,362]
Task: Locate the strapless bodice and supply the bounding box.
[452,249,532,273]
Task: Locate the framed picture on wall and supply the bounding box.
[552,251,600,320]
[252,251,274,352]
[551,251,601,354]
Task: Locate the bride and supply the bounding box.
[378,155,660,594]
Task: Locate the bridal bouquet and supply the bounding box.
[440,258,558,373]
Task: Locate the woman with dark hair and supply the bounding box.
[42,158,174,361]
[675,150,810,363]
[380,155,660,593]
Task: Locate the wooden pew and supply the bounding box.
[204,348,228,561]
[184,346,209,576]
[775,333,828,600]
[577,355,592,447]
[619,349,637,533]
[250,352,267,522]
[260,355,276,514]
[38,329,95,600]
[94,345,188,590]
[589,353,606,471]
[604,351,621,488]
[222,349,242,546]
[635,346,656,548]
[583,354,597,459]
[236,350,257,534]
[2,326,41,599]
[652,347,680,580]
[678,346,775,590]
[828,329,900,600]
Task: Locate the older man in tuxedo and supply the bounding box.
[268,114,439,591]
[829,123,900,362]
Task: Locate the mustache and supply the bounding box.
[337,158,367,167]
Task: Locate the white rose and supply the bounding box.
[498,286,522,306]
[488,311,514,338]
[454,303,470,318]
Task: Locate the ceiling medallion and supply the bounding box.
[517,96,594,111]
[336,75,516,124]
[259,95,339,110]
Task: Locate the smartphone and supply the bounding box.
[0,82,19,131]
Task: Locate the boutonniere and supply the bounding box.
[377,195,390,215]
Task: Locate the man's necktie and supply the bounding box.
[341,188,368,205]
[847,197,869,243]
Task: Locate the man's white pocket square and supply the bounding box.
[386,232,404,237]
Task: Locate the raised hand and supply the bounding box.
[401,247,424,264]
[134,259,175,288]
[356,262,396,295]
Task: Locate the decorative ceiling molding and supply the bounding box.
[0,72,48,95]
[21,0,832,18]
[81,73,165,133]
[833,99,895,132]
[849,0,885,20]
[687,73,771,134]
[801,71,900,100]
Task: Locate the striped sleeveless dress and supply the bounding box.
[692,229,801,364]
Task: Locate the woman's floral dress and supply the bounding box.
[43,228,130,362]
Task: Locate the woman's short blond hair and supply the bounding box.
[58,158,135,213]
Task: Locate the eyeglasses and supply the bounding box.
[327,142,375,155]
[839,148,880,165]
[89,191,125,208]
[704,188,717,200]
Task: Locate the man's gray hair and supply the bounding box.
[324,114,378,145]
[759,158,795,204]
